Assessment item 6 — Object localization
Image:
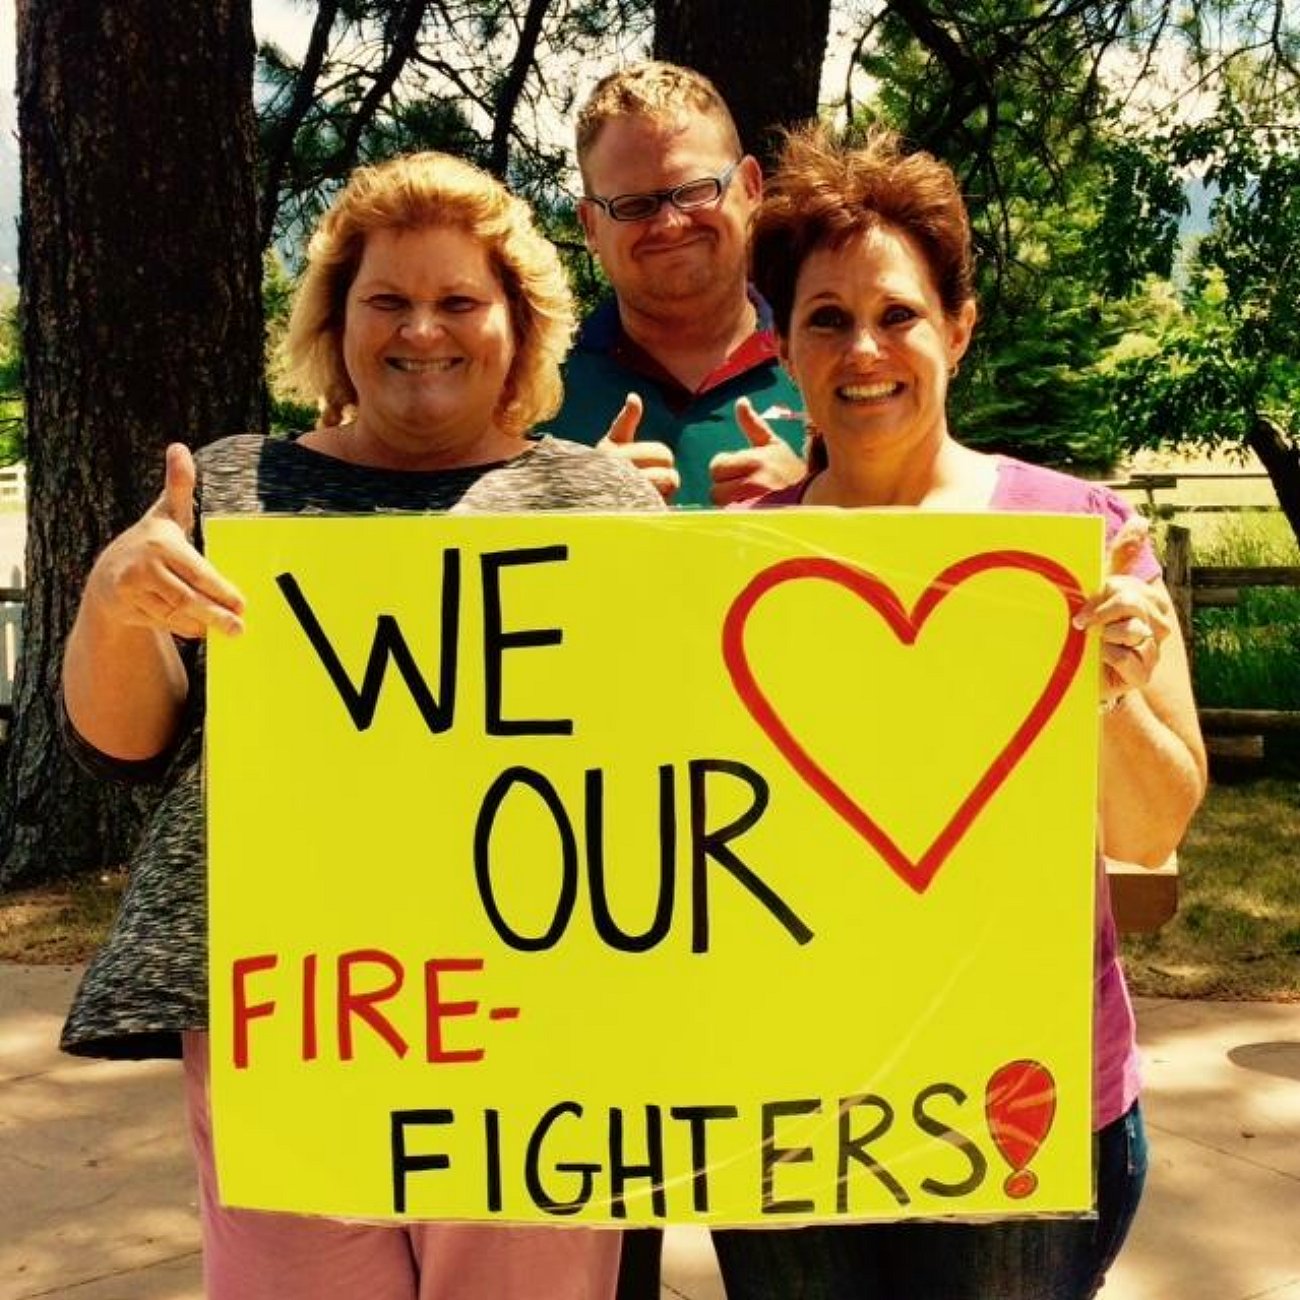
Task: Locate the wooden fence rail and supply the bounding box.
[0,464,26,502]
[1,584,21,723]
[1110,469,1279,515]
[1162,525,1300,718]
[1162,524,1300,768]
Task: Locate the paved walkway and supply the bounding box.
[2,967,1298,1299]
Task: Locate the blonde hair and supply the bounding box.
[281,151,575,435]
[575,61,743,183]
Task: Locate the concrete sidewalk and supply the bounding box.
[2,966,1297,1300]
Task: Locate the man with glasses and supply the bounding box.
[553,61,806,507]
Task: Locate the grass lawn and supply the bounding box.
[1122,772,1300,1001]
[0,869,127,964]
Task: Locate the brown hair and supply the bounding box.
[750,122,975,339]
[575,61,743,183]
[281,151,574,434]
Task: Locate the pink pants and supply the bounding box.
[182,1033,622,1300]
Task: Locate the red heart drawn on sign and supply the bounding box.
[722,551,1087,894]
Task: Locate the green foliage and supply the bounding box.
[843,2,1298,482]
[263,251,319,436]
[1105,63,1300,478]
[268,390,320,437]
[1108,282,1255,452]
[955,297,1126,471]
[1195,592,1300,709]
[848,5,1188,471]
[0,295,22,466]
[247,0,1300,490]
[1092,137,1187,298]
[257,0,651,254]
[1190,511,1300,568]
[260,59,491,256]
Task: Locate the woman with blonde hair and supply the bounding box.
[59,150,660,1300]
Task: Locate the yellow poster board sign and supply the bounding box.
[205,509,1103,1226]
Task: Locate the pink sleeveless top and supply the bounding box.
[748,456,1154,1128]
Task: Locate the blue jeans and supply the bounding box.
[711,1103,1148,1300]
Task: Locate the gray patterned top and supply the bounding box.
[60,433,663,1059]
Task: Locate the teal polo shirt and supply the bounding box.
[547,293,805,508]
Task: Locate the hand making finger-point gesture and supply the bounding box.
[707,397,807,507]
[85,443,245,640]
[64,443,244,760]
[595,392,681,503]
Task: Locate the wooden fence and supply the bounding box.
[1,583,20,725]
[0,464,25,502]
[1114,515,1300,933]
[1161,523,1300,760]
[1117,469,1279,514]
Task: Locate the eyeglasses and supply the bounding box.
[583,161,740,223]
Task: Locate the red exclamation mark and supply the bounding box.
[985,1059,1057,1199]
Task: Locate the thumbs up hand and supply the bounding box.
[595,392,680,502]
[84,442,245,639]
[708,397,807,507]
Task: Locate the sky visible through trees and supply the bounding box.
[0,0,305,279]
[0,0,1224,282]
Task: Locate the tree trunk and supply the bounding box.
[653,0,832,170]
[1246,413,1300,549]
[1,0,265,888]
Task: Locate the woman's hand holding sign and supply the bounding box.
[1071,518,1176,704]
[1062,517,1205,866]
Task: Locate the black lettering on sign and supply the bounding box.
[609,1105,667,1219]
[525,1102,598,1216]
[913,1082,988,1198]
[390,1109,454,1213]
[689,759,813,953]
[484,1108,504,1213]
[760,1098,820,1215]
[837,1093,908,1211]
[585,766,677,952]
[276,551,461,733]
[481,546,572,736]
[670,1104,740,1213]
[474,766,579,952]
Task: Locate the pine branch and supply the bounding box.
[259,0,343,248]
